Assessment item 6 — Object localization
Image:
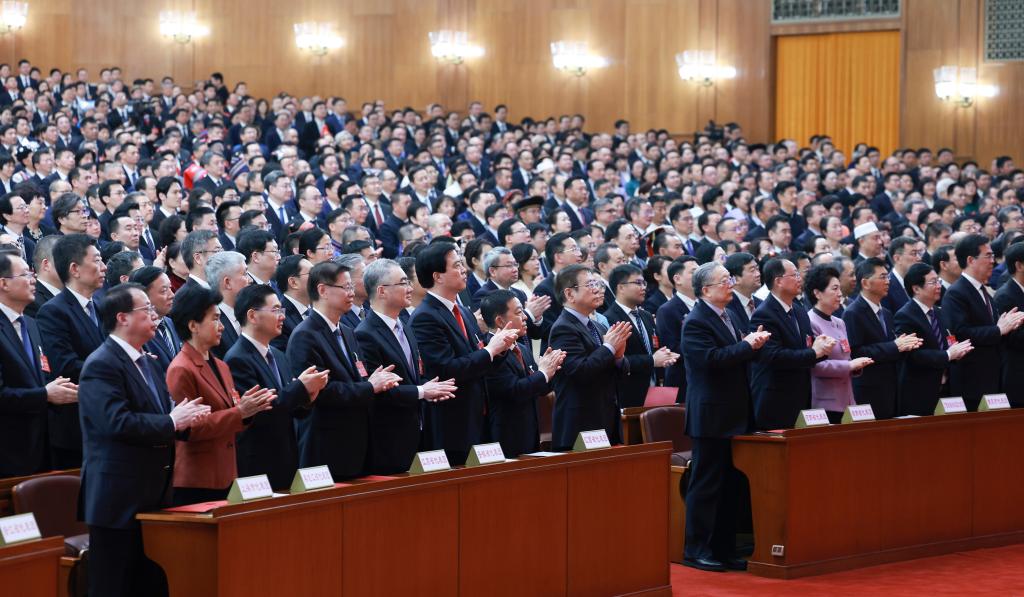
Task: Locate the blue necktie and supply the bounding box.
[394,321,415,375]
[630,310,652,354]
[278,205,286,226]
[15,316,34,367]
[136,356,164,413]
[586,319,603,345]
[265,349,284,389]
[86,300,99,328]
[876,308,887,336]
[928,309,946,349]
[335,328,354,374]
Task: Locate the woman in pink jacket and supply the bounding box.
[804,264,874,423]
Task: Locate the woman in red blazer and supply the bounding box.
[166,285,275,505]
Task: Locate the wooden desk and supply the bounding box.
[0,536,63,597]
[140,443,672,597]
[733,410,1024,579]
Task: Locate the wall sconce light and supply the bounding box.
[0,1,26,34]
[550,41,608,77]
[675,51,736,87]
[933,66,997,108]
[428,30,484,64]
[294,22,344,57]
[159,11,209,44]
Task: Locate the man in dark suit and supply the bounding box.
[842,258,921,419]
[656,257,698,404]
[881,236,918,313]
[471,246,553,340]
[0,253,77,477]
[36,234,107,469]
[548,264,632,450]
[479,290,564,457]
[378,190,411,259]
[724,252,762,334]
[78,283,210,596]
[272,255,312,352]
[298,101,341,157]
[749,258,834,429]
[682,262,770,572]
[288,261,401,479]
[532,232,582,351]
[356,259,456,473]
[941,234,1024,410]
[894,263,973,415]
[206,251,249,360]
[263,171,299,241]
[226,284,328,489]
[129,266,181,375]
[604,264,678,408]
[24,235,61,318]
[410,242,518,465]
[994,243,1024,406]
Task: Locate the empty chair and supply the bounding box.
[13,474,89,557]
[639,405,692,466]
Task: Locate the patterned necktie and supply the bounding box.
[928,309,946,349]
[511,343,527,371]
[159,319,176,354]
[876,308,887,335]
[630,309,652,354]
[265,349,283,389]
[394,321,415,374]
[586,319,603,345]
[86,300,99,328]
[15,316,34,366]
[136,356,164,412]
[721,311,740,342]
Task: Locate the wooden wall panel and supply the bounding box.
[0,0,771,141]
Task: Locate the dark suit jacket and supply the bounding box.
[726,293,762,335]
[603,302,657,409]
[549,310,621,450]
[881,271,910,313]
[264,202,299,242]
[288,311,374,479]
[471,280,551,342]
[484,337,546,457]
[379,213,407,259]
[77,338,177,530]
[749,294,818,429]
[225,335,311,489]
[144,317,182,375]
[410,294,501,465]
[682,300,756,438]
[354,311,423,474]
[191,175,226,196]
[842,296,902,419]
[940,277,1001,410]
[0,313,49,476]
[272,296,306,352]
[656,295,691,403]
[36,288,105,453]
[24,280,56,318]
[894,301,950,415]
[532,273,562,352]
[211,309,240,361]
[993,279,1024,407]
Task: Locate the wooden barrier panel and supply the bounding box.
[0,536,63,597]
[733,410,1024,579]
[139,443,672,597]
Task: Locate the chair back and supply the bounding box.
[639,405,692,454]
[12,474,87,539]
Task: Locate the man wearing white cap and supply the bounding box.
[854,221,885,265]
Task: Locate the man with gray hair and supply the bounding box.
[205,250,250,358]
[471,246,553,338]
[355,258,457,473]
[180,229,222,291]
[334,253,368,328]
[681,262,770,572]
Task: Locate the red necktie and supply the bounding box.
[373,204,384,226]
[452,305,469,341]
[511,344,526,371]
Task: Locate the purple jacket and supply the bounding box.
[808,308,858,413]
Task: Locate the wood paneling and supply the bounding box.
[0,0,771,140]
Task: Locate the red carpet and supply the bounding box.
[671,543,1024,596]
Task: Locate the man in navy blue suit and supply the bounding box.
[749,258,835,430]
[355,259,456,473]
[129,266,181,375]
[411,242,518,465]
[724,252,762,334]
[881,236,920,313]
[37,233,107,469]
[78,283,210,596]
[656,256,697,404]
[226,284,328,489]
[941,234,1024,410]
[548,264,632,450]
[994,243,1024,406]
[287,261,401,479]
[471,246,552,339]
[479,290,564,457]
[0,252,78,477]
[532,232,582,352]
[844,257,922,418]
[894,263,973,415]
[682,262,770,572]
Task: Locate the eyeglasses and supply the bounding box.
[324,283,355,292]
[621,279,647,288]
[379,280,413,288]
[708,276,736,288]
[259,249,280,256]
[131,304,157,315]
[491,263,518,270]
[572,281,605,291]
[781,272,803,280]
[254,307,284,315]
[1,271,34,280]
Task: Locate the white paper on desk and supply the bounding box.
[894,415,921,419]
[522,451,562,457]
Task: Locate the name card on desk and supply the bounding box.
[934,397,967,415]
[794,408,830,428]
[979,393,1011,411]
[290,465,335,493]
[409,449,451,474]
[227,474,273,503]
[466,442,506,466]
[573,429,611,451]
[0,513,41,546]
[841,404,876,424]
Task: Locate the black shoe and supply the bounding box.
[723,558,748,571]
[682,557,727,572]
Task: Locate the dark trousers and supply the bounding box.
[50,445,82,470]
[88,525,168,597]
[684,437,743,561]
